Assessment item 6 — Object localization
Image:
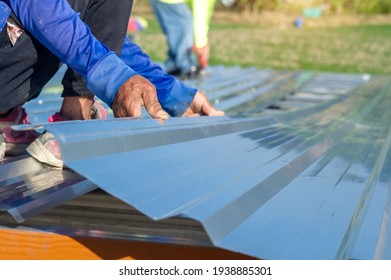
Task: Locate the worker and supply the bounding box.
[0,0,224,167]
[149,0,216,79]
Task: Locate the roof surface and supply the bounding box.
[1,65,391,260]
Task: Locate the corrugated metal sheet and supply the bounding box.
[1,65,391,260]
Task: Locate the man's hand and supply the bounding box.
[112,75,169,120]
[193,44,209,69]
[182,91,225,117]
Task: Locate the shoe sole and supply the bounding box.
[26,139,64,169]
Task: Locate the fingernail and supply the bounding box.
[211,110,225,116]
[158,110,170,120]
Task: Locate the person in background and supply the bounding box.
[149,0,216,79]
[0,0,224,168]
[127,15,148,41]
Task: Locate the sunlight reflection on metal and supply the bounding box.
[2,65,390,260]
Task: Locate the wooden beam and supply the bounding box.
[0,228,257,260]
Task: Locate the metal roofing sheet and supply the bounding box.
[2,65,391,260]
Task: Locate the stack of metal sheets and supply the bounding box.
[1,65,390,260]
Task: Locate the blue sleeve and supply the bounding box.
[0,1,10,32]
[120,36,197,116]
[5,0,137,106]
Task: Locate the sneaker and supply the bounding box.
[26,129,63,168]
[166,68,182,76]
[179,65,206,80]
[167,65,206,80]
[26,100,107,168]
[26,112,64,168]
[0,106,40,156]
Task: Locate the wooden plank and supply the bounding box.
[0,228,256,260]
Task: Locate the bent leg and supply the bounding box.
[149,0,196,73]
[62,0,134,104]
[0,14,55,156]
[0,13,61,112]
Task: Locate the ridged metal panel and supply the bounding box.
[2,65,390,260]
[0,155,96,223]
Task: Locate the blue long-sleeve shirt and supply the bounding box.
[0,0,196,116]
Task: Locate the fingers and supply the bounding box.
[112,89,140,118]
[126,99,143,118]
[183,112,201,117]
[184,91,224,117]
[199,94,225,116]
[112,76,222,121]
[112,75,169,120]
[142,85,170,120]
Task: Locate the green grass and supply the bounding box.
[135,15,391,75]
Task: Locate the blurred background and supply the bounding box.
[131,0,391,75]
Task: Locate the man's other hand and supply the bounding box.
[112,75,169,120]
[182,91,225,117]
[193,44,209,69]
